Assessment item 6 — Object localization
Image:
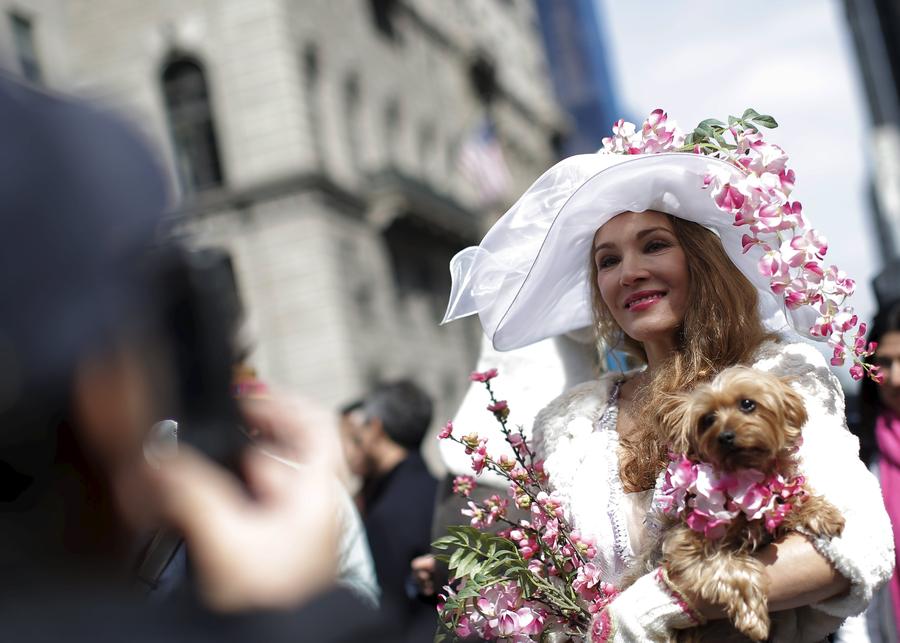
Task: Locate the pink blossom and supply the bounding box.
[725,469,769,520]
[509,528,539,559]
[685,511,729,540]
[508,432,528,458]
[540,518,560,549]
[831,346,845,367]
[758,249,785,277]
[438,421,453,440]
[714,184,745,211]
[454,614,474,638]
[498,454,516,471]
[453,475,476,497]
[641,109,685,153]
[779,168,796,194]
[461,432,481,451]
[532,459,548,483]
[833,310,858,333]
[509,466,529,482]
[484,494,509,525]
[850,363,865,380]
[783,201,804,227]
[741,233,758,254]
[471,440,488,474]
[570,530,597,560]
[469,368,499,383]
[810,316,834,338]
[461,501,488,528]
[487,400,510,420]
[573,562,603,600]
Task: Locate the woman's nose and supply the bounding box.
[619,253,650,286]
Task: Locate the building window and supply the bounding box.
[384,98,401,166]
[343,73,363,176]
[368,0,399,40]
[383,217,461,321]
[9,13,41,83]
[302,44,323,168]
[161,56,224,193]
[418,122,436,179]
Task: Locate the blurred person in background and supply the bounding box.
[851,262,900,643]
[341,379,438,641]
[0,74,392,641]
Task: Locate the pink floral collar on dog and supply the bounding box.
[656,454,806,540]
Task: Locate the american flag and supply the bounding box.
[457,120,512,207]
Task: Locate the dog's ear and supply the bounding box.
[778,377,808,439]
[657,392,693,455]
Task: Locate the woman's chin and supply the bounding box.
[620,317,680,347]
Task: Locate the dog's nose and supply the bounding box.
[718,431,736,448]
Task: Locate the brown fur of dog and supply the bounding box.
[633,367,845,642]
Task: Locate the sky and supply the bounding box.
[596,0,878,384]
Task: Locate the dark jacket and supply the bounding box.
[363,452,438,642]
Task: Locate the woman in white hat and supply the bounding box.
[442,111,893,641]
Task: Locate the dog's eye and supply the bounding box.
[739,399,756,413]
[700,413,716,431]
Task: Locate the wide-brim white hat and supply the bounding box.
[442,152,815,351]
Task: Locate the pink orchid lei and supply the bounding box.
[433,369,617,642]
[600,109,882,383]
[655,453,806,540]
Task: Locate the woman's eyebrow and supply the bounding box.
[593,226,672,253]
[635,226,670,239]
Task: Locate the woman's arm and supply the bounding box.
[754,340,893,618]
[760,533,850,612]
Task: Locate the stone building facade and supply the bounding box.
[0,0,567,465]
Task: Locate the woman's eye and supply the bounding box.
[645,240,670,253]
[597,255,619,269]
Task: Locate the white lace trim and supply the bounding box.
[598,380,634,569]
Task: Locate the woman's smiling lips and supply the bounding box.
[623,290,667,312]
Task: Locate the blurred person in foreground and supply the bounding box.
[0,74,392,641]
[341,380,439,641]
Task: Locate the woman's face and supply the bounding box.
[592,210,689,347]
[876,331,900,416]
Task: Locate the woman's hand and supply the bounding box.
[117,395,343,612]
[410,554,437,597]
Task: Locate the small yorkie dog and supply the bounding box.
[650,366,845,642]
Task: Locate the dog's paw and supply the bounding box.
[797,495,845,539]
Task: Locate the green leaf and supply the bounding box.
[456,551,481,578]
[693,125,713,139]
[431,535,457,551]
[727,114,739,127]
[698,118,726,129]
[752,114,778,128]
[448,547,465,572]
[742,107,760,120]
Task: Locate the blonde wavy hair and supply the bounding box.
[590,214,772,491]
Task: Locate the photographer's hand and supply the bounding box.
[120,395,342,612]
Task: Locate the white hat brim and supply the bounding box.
[443,152,811,351]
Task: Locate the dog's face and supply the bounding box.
[659,367,807,472]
